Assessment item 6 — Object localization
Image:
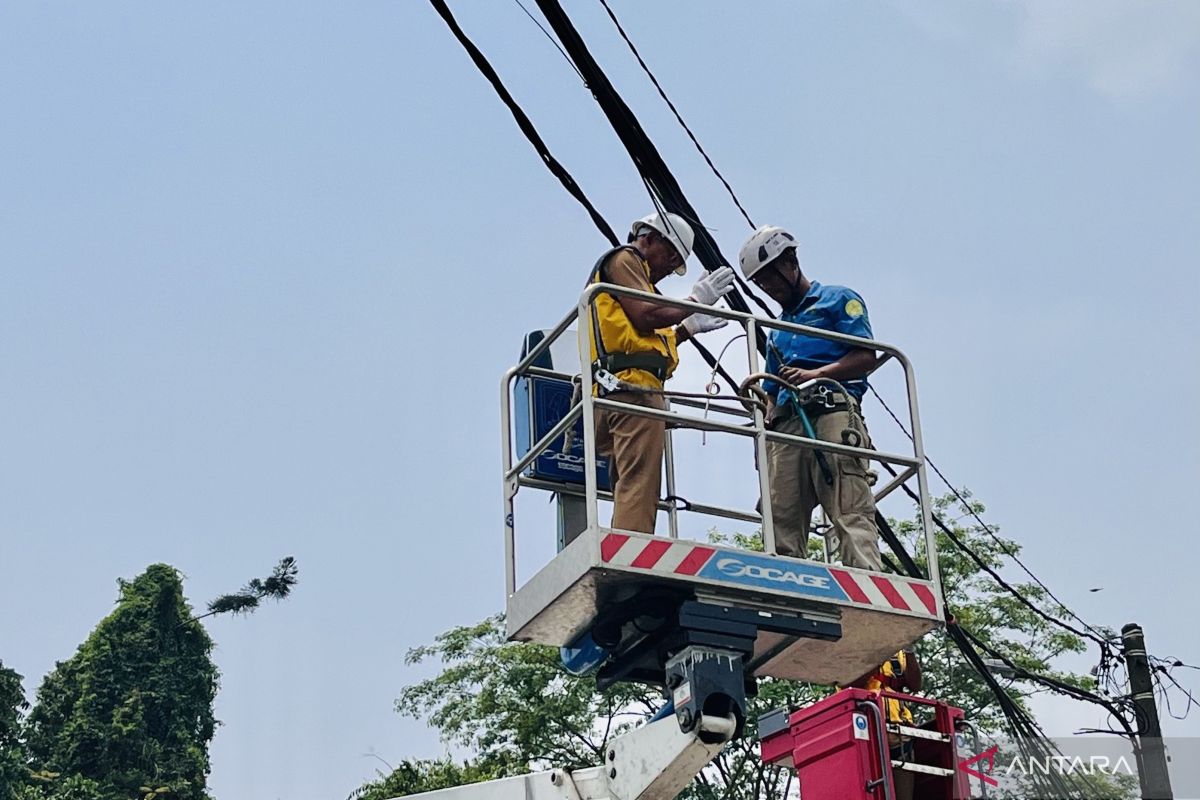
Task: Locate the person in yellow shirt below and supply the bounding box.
[587,212,734,534]
[850,648,923,800]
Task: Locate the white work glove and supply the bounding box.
[683,312,729,337]
[688,265,736,306]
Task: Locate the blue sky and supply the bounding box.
[2,2,1197,798]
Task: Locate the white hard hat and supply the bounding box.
[631,212,694,276]
[738,225,800,281]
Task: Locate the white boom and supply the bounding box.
[394,712,736,800]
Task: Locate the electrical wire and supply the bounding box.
[588,0,1153,680]
[530,0,772,355]
[867,384,1115,648]
[430,0,618,247]
[570,0,1154,758]
[592,8,1192,740]
[595,0,778,321]
[1151,660,1199,721]
[875,510,1130,796]
[874,454,1112,656]
[597,0,755,229]
[510,0,585,82]
[429,0,741,393]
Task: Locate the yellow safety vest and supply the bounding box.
[586,246,679,392]
[865,651,915,724]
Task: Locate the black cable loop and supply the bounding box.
[662,495,692,512]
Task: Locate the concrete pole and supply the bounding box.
[1121,623,1173,799]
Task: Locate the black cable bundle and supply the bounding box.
[531,0,770,356]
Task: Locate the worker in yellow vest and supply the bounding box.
[587,212,734,533]
[851,648,923,800]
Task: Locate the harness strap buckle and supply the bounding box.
[594,368,622,394]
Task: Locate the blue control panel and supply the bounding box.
[515,374,613,490]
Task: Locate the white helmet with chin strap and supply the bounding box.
[738,225,800,281]
[631,212,694,276]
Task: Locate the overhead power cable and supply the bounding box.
[477,0,1110,690]
[595,0,778,320]
[873,453,1111,652]
[565,0,1200,766]
[531,0,770,355]
[597,0,756,230]
[868,386,1114,649]
[592,2,772,321]
[429,0,740,391]
[430,0,617,247]
[1151,659,1199,721]
[874,512,1129,797]
[511,0,585,82]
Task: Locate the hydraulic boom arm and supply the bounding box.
[395,646,743,800]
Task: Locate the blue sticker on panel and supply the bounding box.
[696,551,850,602]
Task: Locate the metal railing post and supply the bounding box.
[900,356,941,593]
[745,318,777,555]
[663,398,679,539]
[577,296,600,535]
[500,371,517,597]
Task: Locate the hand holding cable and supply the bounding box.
[778,365,822,386]
[688,265,735,306]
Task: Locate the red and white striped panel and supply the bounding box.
[828,568,940,617]
[600,532,941,619]
[600,533,716,576]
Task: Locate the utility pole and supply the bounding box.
[1122,622,1173,799]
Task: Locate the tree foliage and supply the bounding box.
[21,565,219,800]
[1,660,31,800]
[200,556,299,619]
[355,494,1136,798]
[3,557,300,800]
[394,616,660,774]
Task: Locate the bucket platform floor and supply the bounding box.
[507,528,943,686]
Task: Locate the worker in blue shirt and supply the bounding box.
[737,226,883,571]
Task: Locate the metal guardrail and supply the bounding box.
[500,282,940,604]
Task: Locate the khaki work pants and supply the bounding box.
[595,391,666,535]
[766,401,883,570]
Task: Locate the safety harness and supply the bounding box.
[587,246,673,391]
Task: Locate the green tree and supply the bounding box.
[354,495,1134,798]
[1,660,31,799]
[23,565,218,800]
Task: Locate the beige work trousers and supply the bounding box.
[766,402,883,570]
[595,391,666,535]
